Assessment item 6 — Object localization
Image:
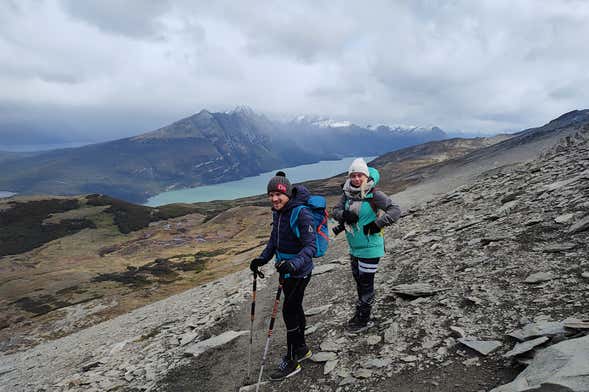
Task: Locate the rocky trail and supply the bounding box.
[158,123,589,392]
[1,127,588,391]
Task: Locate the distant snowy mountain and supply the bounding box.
[284,114,448,157]
[0,107,448,202]
[292,115,446,136]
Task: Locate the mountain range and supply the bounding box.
[0,107,446,203]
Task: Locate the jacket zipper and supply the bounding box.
[276,213,281,257]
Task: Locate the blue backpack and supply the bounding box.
[290,195,329,257]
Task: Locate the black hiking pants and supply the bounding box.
[282,275,311,360]
[350,256,380,320]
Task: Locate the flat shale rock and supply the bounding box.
[324,359,338,375]
[523,272,555,284]
[364,358,392,368]
[311,352,338,362]
[508,321,568,341]
[491,335,589,392]
[538,242,577,252]
[390,283,445,297]
[305,304,332,316]
[503,336,550,358]
[554,213,574,223]
[569,215,589,233]
[457,337,502,355]
[184,330,248,357]
[313,263,338,275]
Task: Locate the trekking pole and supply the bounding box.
[255,276,283,392]
[247,269,264,381]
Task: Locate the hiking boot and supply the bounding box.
[268,357,301,381]
[294,344,312,363]
[347,313,361,326]
[346,316,372,334]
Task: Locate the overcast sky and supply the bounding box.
[1,0,588,143]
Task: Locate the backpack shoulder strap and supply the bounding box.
[290,205,307,238]
[367,188,379,214]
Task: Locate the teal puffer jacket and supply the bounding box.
[332,167,401,259]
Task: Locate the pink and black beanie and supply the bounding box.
[267,171,292,197]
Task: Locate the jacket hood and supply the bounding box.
[368,167,380,186]
[278,184,310,212]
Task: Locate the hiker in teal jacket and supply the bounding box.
[332,158,401,332]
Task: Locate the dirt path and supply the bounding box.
[154,237,351,392]
[153,233,517,392]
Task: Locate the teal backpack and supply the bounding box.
[290,195,329,257]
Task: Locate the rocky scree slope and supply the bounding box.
[157,126,589,392]
[1,126,588,392]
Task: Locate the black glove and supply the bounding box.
[276,260,295,275]
[342,210,358,224]
[250,257,265,274]
[363,221,380,235]
[332,223,345,236]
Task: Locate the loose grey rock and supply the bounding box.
[401,355,419,362]
[354,368,373,379]
[563,320,589,330]
[320,340,340,352]
[305,305,332,316]
[457,337,502,355]
[366,335,381,345]
[524,272,555,284]
[402,230,418,240]
[324,359,338,375]
[555,213,575,223]
[509,321,568,341]
[184,330,248,357]
[179,331,199,346]
[503,336,549,358]
[311,352,338,362]
[313,263,338,275]
[498,200,518,214]
[384,322,399,344]
[581,272,589,280]
[539,242,577,253]
[449,326,467,338]
[568,215,589,234]
[305,324,319,335]
[365,358,392,368]
[390,283,445,297]
[339,376,357,386]
[491,335,589,392]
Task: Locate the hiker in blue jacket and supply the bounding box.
[332,158,401,333]
[250,171,316,380]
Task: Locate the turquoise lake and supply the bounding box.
[145,156,375,206]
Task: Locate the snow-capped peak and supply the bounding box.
[292,115,353,128]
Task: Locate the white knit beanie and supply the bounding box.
[348,158,369,177]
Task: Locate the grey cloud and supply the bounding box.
[60,0,171,39]
[1,0,589,143]
[308,84,366,98]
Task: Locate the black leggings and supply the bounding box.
[350,256,379,319]
[282,275,311,359]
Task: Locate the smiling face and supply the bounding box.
[268,191,289,210]
[349,172,368,187]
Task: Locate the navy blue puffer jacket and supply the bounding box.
[259,185,316,278]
